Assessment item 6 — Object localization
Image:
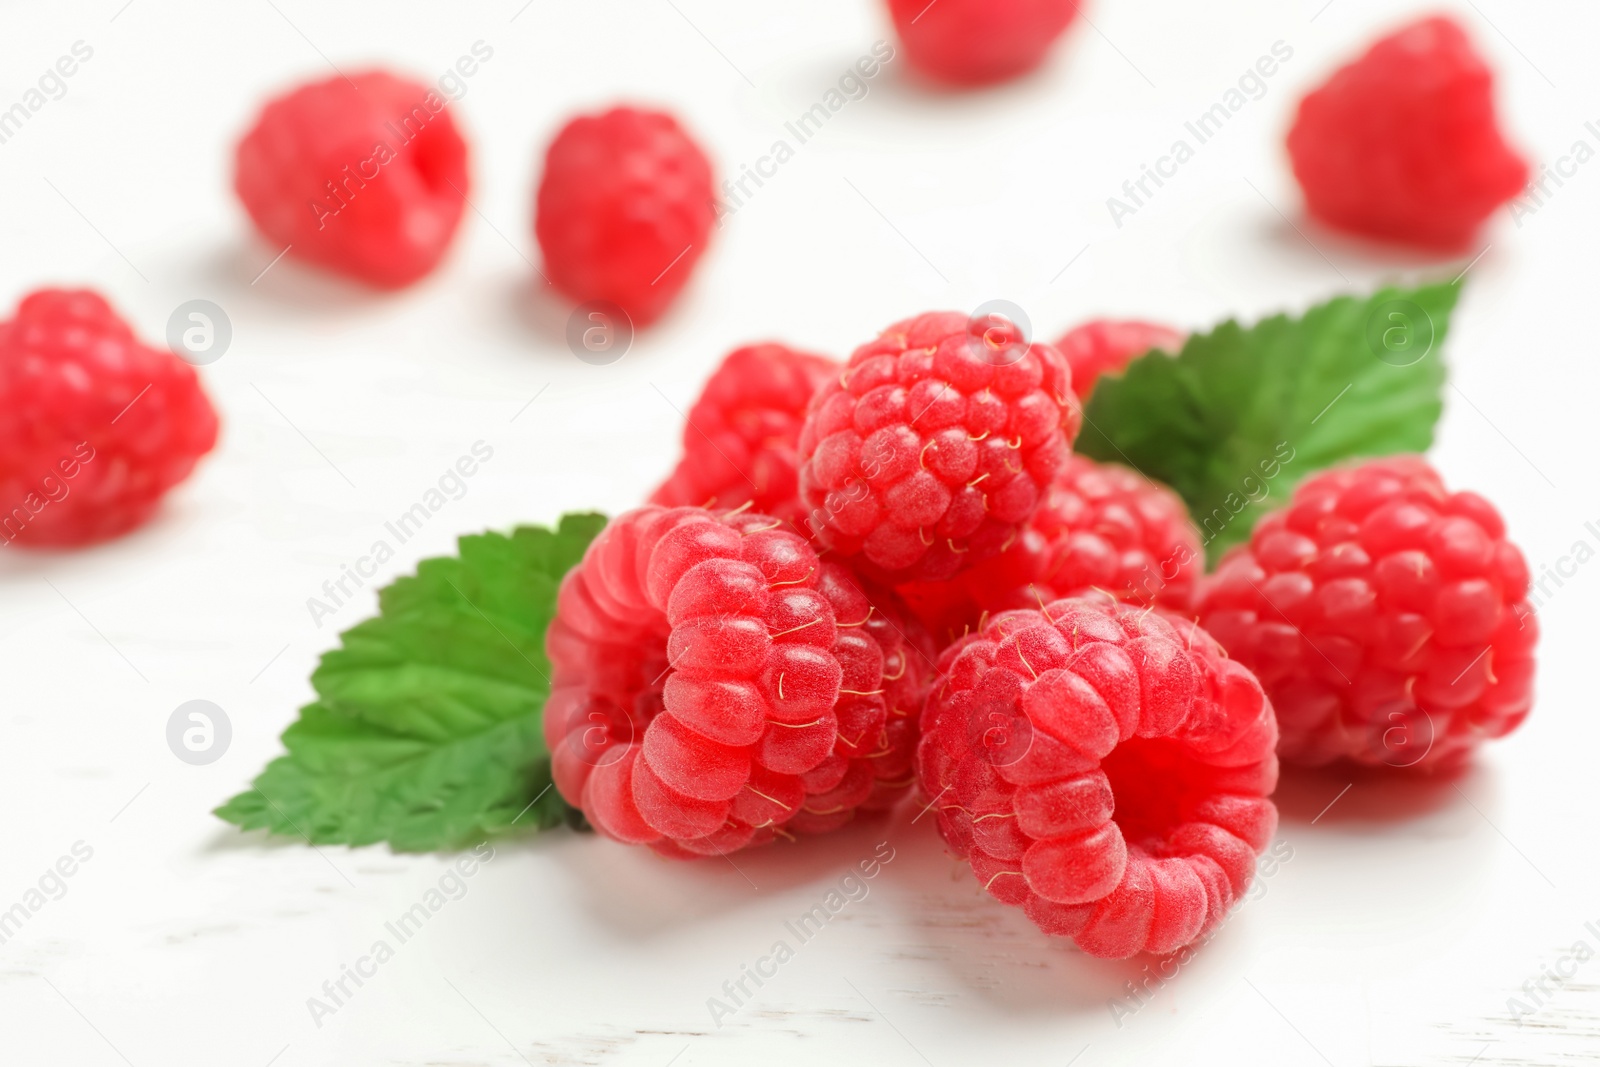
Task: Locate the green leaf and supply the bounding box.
[215,513,606,851]
[1075,281,1460,563]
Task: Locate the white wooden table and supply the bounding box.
[2,1,1595,1063]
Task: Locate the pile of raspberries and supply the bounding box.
[545,314,1537,959]
[0,8,1536,964]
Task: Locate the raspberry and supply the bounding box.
[1286,16,1529,248]
[234,71,469,288]
[917,593,1279,958]
[650,343,839,530]
[1054,319,1185,402]
[545,505,933,855]
[1196,457,1536,770]
[535,107,716,327]
[899,453,1202,644]
[886,0,1081,87]
[796,311,1078,584]
[0,290,218,547]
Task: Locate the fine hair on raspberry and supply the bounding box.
[545,505,933,856]
[1198,456,1535,770]
[651,343,840,530]
[898,453,1203,645]
[797,311,1080,584]
[917,592,1279,958]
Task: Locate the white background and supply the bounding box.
[1,1,1595,1064]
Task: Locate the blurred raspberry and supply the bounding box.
[917,592,1279,958]
[544,505,933,855]
[1197,456,1536,770]
[0,289,218,547]
[796,311,1079,584]
[535,106,716,327]
[1287,16,1528,248]
[1055,319,1185,401]
[650,343,839,529]
[234,70,469,288]
[886,0,1081,86]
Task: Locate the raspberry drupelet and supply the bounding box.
[535,106,716,327]
[899,453,1203,645]
[234,71,470,288]
[651,343,840,531]
[0,289,218,547]
[796,311,1079,584]
[1197,457,1536,770]
[917,592,1279,958]
[1286,16,1529,249]
[545,505,933,855]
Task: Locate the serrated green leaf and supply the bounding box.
[1076,281,1460,563]
[215,512,606,851]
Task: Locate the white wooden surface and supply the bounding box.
[1,1,1595,1063]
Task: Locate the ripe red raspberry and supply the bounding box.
[650,343,839,531]
[1287,16,1529,248]
[886,0,1081,86]
[545,505,933,855]
[899,453,1202,644]
[1054,319,1185,402]
[1197,457,1536,770]
[796,311,1078,584]
[917,593,1279,958]
[535,107,716,327]
[234,71,469,288]
[0,290,218,547]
